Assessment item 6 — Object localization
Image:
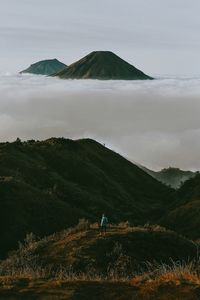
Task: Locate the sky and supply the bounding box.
[1,0,200,76]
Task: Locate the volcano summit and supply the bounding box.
[53,51,153,80]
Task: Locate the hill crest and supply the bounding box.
[20,59,67,75]
[138,165,196,189]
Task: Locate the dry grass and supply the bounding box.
[0,221,198,285]
[131,259,200,287]
[1,263,200,300]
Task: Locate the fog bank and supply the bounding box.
[1,74,200,171]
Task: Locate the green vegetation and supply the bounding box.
[20,59,67,75]
[0,137,175,258]
[161,174,200,238]
[53,51,153,80]
[1,137,200,299]
[140,166,196,189]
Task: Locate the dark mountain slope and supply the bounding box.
[162,200,200,239]
[20,59,67,75]
[0,138,175,258]
[53,51,153,80]
[178,173,200,201]
[140,166,196,189]
[161,174,200,239]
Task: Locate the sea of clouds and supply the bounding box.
[1,73,200,171]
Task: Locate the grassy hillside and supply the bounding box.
[162,200,200,239]
[178,173,200,200]
[161,174,200,238]
[1,278,200,300]
[2,223,195,274]
[0,223,199,300]
[53,51,153,80]
[0,138,175,258]
[139,166,196,189]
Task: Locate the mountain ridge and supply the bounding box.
[138,166,196,189]
[20,59,67,75]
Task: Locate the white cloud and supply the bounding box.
[0,74,200,171]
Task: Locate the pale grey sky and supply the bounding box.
[1,0,200,75]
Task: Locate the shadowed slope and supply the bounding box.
[0,138,175,258]
[53,51,153,80]
[161,174,200,239]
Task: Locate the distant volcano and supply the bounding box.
[20,59,67,76]
[53,51,153,80]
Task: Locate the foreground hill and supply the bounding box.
[140,166,196,189]
[0,224,198,300]
[3,224,195,273]
[20,59,67,75]
[0,138,175,258]
[161,174,200,238]
[1,278,200,300]
[53,51,153,80]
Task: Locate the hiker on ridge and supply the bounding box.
[100,214,109,234]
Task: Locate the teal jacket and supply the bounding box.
[101,215,108,226]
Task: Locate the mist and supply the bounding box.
[1,74,200,171]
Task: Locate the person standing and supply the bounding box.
[100,214,108,235]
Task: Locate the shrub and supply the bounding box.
[107,242,133,278]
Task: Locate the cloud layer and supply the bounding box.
[1,74,200,171]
